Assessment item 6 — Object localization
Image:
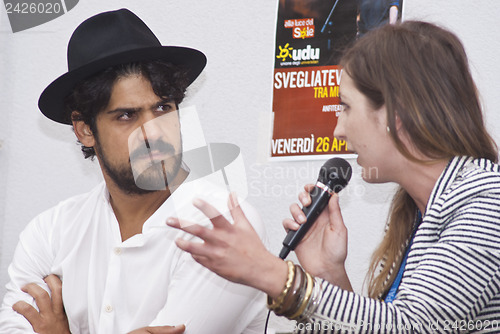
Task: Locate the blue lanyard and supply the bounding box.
[384,211,422,303]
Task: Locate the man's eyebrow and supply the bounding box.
[106,106,141,115]
[105,99,175,115]
[151,99,174,108]
[150,99,177,112]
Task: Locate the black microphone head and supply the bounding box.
[317,158,352,192]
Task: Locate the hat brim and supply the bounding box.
[38,46,207,124]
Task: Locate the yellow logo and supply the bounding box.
[276,43,293,61]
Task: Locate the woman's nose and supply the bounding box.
[333,111,346,141]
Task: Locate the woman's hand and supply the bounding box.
[283,184,352,291]
[167,193,288,299]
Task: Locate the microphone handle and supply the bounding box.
[279,182,333,259]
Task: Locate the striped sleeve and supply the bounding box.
[295,160,500,333]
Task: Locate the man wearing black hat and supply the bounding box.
[0,9,266,334]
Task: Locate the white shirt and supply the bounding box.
[0,179,267,333]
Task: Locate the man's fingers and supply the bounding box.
[147,324,185,334]
[192,198,230,229]
[14,279,71,333]
[128,324,186,334]
[168,220,217,244]
[147,325,186,334]
[44,275,64,315]
[175,237,211,257]
[21,283,51,313]
[227,193,251,229]
[12,301,42,326]
[167,198,231,231]
[166,217,182,229]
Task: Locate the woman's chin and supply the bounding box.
[360,165,382,183]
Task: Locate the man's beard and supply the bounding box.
[96,139,183,195]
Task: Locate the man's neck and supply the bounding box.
[105,169,188,241]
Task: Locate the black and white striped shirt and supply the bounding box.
[299,156,500,333]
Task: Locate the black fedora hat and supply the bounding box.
[38,8,207,124]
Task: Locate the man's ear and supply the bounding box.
[72,111,95,148]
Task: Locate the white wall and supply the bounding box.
[0,0,499,332]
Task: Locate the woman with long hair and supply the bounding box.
[167,21,500,332]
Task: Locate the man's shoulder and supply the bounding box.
[15,182,106,250]
[172,178,265,238]
[31,182,106,227]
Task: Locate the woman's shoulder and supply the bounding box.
[430,157,500,219]
[450,157,500,195]
[429,157,500,213]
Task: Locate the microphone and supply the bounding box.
[279,158,352,259]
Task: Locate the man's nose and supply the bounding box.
[140,112,165,145]
[128,112,163,152]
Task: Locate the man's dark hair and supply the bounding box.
[64,60,190,159]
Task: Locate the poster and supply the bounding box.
[270,0,402,160]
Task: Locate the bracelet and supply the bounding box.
[282,265,308,318]
[288,271,314,320]
[297,278,322,321]
[267,261,320,321]
[275,264,305,316]
[267,260,295,310]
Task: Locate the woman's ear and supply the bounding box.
[394,113,403,132]
[72,111,95,148]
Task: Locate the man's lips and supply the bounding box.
[129,140,176,161]
[133,151,173,162]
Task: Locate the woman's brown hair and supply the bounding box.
[339,21,498,298]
